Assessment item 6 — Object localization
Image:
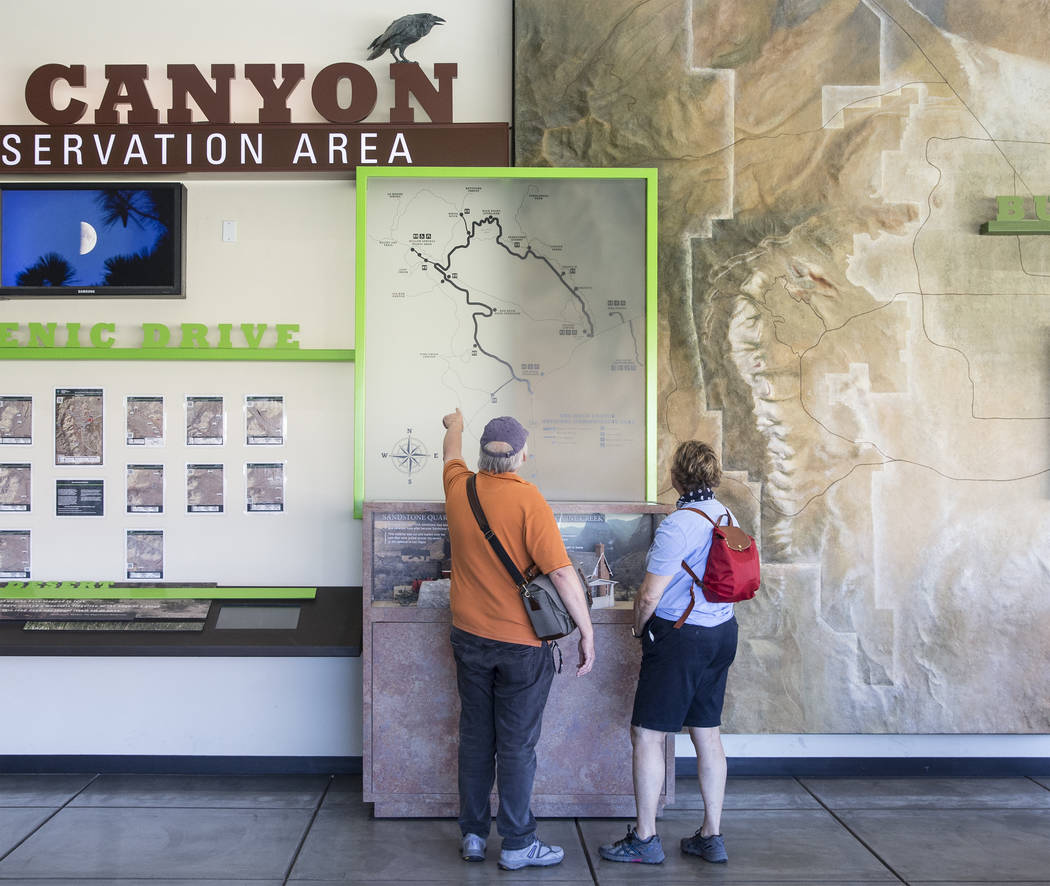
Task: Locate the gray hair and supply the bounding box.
[478,443,527,474]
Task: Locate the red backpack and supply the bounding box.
[673,508,760,627]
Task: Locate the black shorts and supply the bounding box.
[631,615,738,732]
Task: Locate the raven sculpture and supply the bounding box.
[366,13,446,63]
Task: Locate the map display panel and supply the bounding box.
[55,388,102,465]
[361,171,652,505]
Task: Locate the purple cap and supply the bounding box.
[480,416,529,456]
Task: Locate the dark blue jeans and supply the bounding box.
[450,626,554,850]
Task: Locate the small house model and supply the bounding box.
[575,542,617,608]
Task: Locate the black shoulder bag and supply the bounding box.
[465,474,577,642]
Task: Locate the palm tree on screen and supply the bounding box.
[16,252,75,286]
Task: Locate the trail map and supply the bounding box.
[55,388,103,465]
[363,175,648,502]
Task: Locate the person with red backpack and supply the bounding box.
[599,440,756,867]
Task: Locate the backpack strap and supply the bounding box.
[671,507,731,628]
[683,506,732,527]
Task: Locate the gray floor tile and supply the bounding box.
[800,776,1050,809]
[0,774,95,807]
[0,808,54,857]
[0,881,284,885]
[322,773,366,809]
[838,809,1050,881]
[69,773,329,808]
[0,806,312,879]
[290,811,591,882]
[666,776,820,811]
[583,810,897,882]
[1032,776,1050,791]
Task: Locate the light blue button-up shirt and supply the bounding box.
[647,500,737,628]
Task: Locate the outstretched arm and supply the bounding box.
[442,408,463,462]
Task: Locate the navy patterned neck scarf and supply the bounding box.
[676,486,714,508]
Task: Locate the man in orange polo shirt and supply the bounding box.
[442,408,595,871]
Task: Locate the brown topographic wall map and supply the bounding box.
[516,0,1050,733]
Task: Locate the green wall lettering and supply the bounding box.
[241,323,267,348]
[0,322,20,346]
[274,323,300,349]
[142,323,171,347]
[997,195,1024,221]
[89,322,116,348]
[179,323,211,348]
[27,322,58,347]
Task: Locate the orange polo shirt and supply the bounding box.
[443,458,571,646]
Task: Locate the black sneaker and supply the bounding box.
[598,827,665,864]
[681,829,728,863]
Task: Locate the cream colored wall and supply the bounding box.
[0,0,510,757]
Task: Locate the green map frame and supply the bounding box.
[354,166,658,518]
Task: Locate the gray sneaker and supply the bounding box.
[681,829,728,863]
[461,833,486,862]
[598,827,665,864]
[498,838,564,870]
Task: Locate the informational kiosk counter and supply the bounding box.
[362,499,674,818]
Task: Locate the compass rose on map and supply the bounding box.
[381,429,437,485]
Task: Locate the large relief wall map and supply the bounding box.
[362,174,649,503]
[516,0,1050,733]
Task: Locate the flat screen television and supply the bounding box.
[0,182,185,298]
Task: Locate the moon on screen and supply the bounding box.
[79,221,98,255]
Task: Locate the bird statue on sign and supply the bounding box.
[366,12,446,63]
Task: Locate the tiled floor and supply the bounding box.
[1,772,1049,883]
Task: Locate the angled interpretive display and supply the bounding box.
[356,167,657,513]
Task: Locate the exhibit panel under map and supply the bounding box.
[358,168,655,509]
[361,501,674,817]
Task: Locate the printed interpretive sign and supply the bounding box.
[361,171,651,504]
[0,396,32,445]
[126,464,164,513]
[0,463,31,512]
[56,479,104,516]
[126,529,163,580]
[126,396,164,447]
[370,511,450,604]
[246,395,285,445]
[0,529,30,578]
[0,598,211,621]
[186,463,224,513]
[186,396,224,446]
[55,388,103,465]
[246,462,284,512]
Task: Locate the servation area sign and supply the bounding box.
[357,168,656,512]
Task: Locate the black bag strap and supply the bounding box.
[466,474,529,591]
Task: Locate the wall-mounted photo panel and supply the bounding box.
[185,396,224,446]
[56,479,104,517]
[0,396,32,445]
[0,529,30,578]
[54,388,103,465]
[0,463,30,512]
[246,462,284,512]
[245,395,285,445]
[186,463,224,513]
[126,396,165,447]
[126,464,163,514]
[126,529,163,580]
